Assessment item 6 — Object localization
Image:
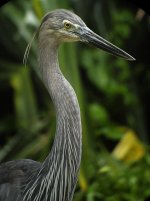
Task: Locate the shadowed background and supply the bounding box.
[0,0,150,200]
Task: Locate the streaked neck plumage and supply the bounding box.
[22,33,82,201]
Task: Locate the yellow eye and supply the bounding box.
[64,22,71,29]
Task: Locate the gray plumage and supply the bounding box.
[0,9,135,201]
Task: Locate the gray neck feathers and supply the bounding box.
[22,34,82,201]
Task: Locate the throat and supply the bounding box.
[33,39,82,200]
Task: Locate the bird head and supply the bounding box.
[39,9,135,60]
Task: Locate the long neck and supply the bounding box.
[23,37,82,201]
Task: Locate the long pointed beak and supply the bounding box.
[80,27,135,61]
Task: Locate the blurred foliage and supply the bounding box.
[112,129,145,163]
[0,0,150,201]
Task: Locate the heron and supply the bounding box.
[0,9,135,201]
